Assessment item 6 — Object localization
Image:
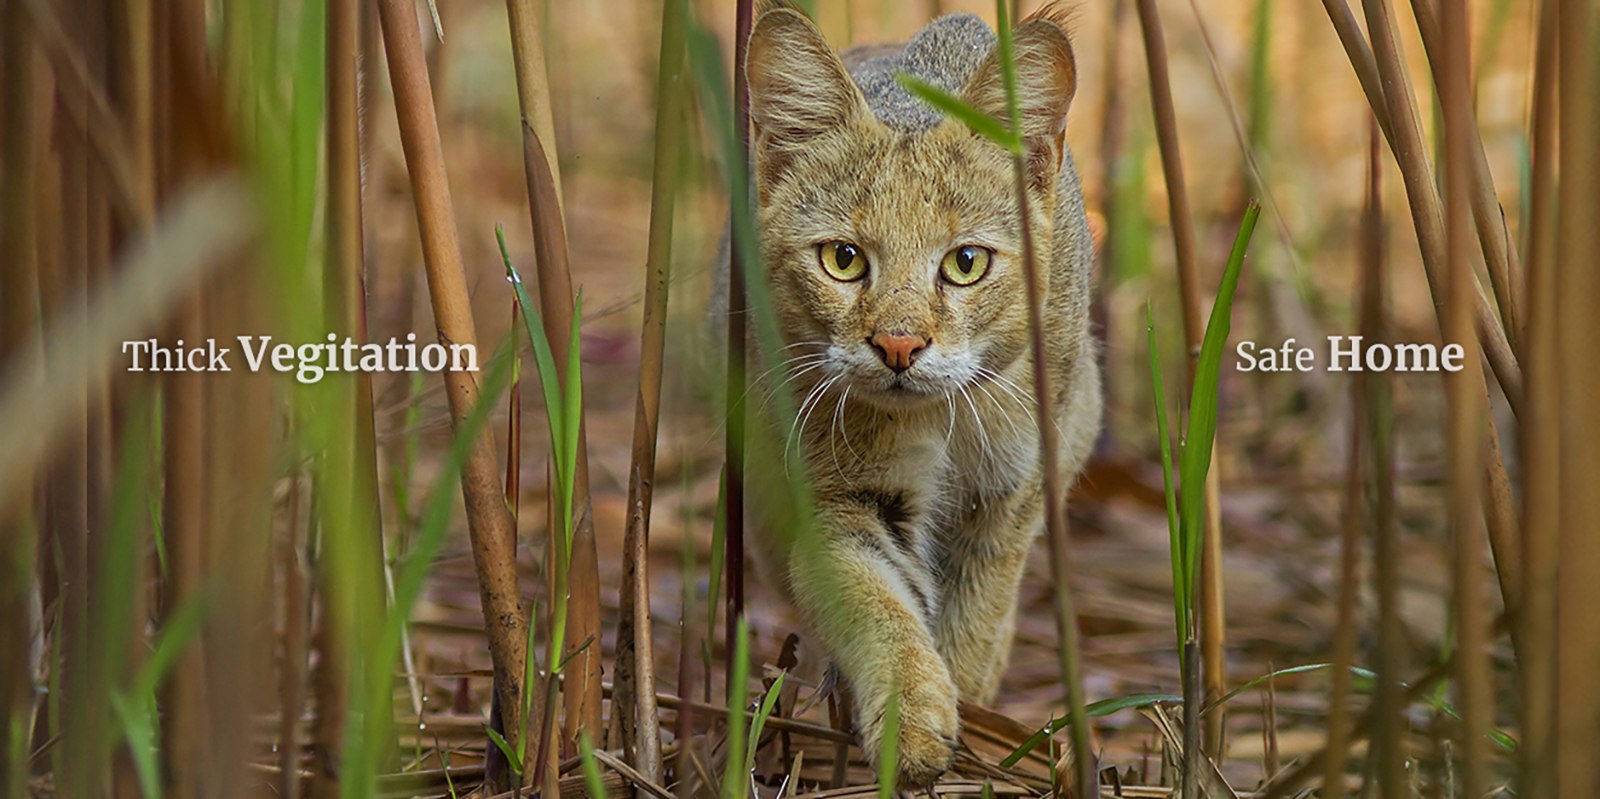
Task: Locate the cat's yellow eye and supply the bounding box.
[940,245,992,286]
[818,241,868,282]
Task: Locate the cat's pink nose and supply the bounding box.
[870,331,928,374]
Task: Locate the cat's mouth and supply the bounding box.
[860,372,945,407]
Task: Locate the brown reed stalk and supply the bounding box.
[158,86,210,799]
[503,0,605,751]
[1093,0,1124,424]
[0,0,42,790]
[1554,1,1600,794]
[1517,0,1559,793]
[1328,0,1529,669]
[17,0,144,227]
[1368,246,1405,799]
[373,2,529,792]
[1438,4,1492,795]
[1129,0,1228,757]
[1013,147,1097,799]
[725,0,754,693]
[45,1,97,790]
[1406,0,1523,348]
[613,0,688,784]
[1335,0,1524,415]
[1321,118,1383,795]
[1319,0,1394,142]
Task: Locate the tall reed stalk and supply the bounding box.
[614,0,689,784]
[373,2,527,791]
[503,0,605,753]
[1553,0,1600,794]
[1130,0,1229,757]
[1438,3,1492,794]
[723,0,755,694]
[0,2,42,789]
[1517,0,1560,793]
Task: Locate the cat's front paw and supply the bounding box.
[857,663,960,790]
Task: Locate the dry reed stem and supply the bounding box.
[1340,0,1524,415]
[1320,118,1382,795]
[154,6,216,794]
[1129,0,1227,759]
[1438,3,1491,795]
[17,0,146,227]
[1358,127,1405,798]
[725,0,755,693]
[373,2,528,791]
[1406,0,1524,350]
[1555,0,1600,793]
[504,0,566,219]
[1332,0,1529,675]
[1319,0,1394,142]
[0,0,42,787]
[47,2,96,790]
[503,0,605,752]
[1009,145,1095,797]
[613,0,688,785]
[1517,0,1559,793]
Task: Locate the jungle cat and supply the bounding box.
[743,4,1101,788]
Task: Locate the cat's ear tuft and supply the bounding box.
[962,17,1077,188]
[746,9,869,160]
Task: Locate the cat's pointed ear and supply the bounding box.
[962,16,1077,189]
[746,9,870,167]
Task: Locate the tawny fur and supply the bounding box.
[742,7,1101,788]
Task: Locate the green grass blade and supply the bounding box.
[1177,202,1262,589]
[707,471,726,664]
[876,686,901,799]
[720,619,751,799]
[1147,302,1186,650]
[560,293,584,547]
[1000,692,1183,768]
[1199,662,1370,717]
[995,0,1020,134]
[746,671,786,777]
[894,75,1020,152]
[484,725,523,778]
[108,693,162,799]
[498,225,570,535]
[579,731,608,798]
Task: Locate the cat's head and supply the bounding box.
[746,7,1077,410]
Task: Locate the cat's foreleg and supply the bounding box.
[786,502,958,788]
[933,488,1042,703]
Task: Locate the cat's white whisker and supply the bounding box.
[838,385,866,463]
[785,374,841,471]
[757,359,830,414]
[959,386,988,459]
[970,379,1023,441]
